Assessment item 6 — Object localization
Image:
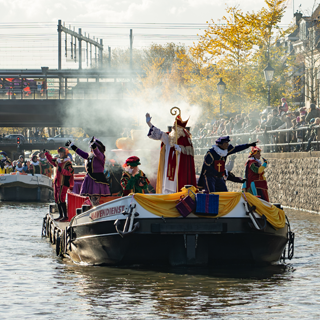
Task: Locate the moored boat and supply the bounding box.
[42,186,294,267]
[0,172,53,202]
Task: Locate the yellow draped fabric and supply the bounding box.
[243,192,286,229]
[133,187,240,218]
[133,188,286,230]
[156,146,166,194]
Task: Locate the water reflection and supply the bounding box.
[56,263,294,319]
[2,204,320,319]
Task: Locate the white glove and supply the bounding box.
[174,144,181,153]
[146,113,152,124]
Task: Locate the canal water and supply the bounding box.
[1,203,320,319]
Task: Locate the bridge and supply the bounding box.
[0,68,142,129]
[0,99,131,129]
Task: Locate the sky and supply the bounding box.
[0,0,319,68]
[0,0,318,25]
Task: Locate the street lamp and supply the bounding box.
[263,63,275,106]
[217,77,226,114]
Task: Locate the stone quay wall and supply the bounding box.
[194,151,320,212]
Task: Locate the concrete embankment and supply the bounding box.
[194,151,320,213]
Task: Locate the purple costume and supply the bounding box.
[71,141,110,196]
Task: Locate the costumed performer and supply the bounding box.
[0,152,10,174]
[39,150,53,177]
[28,153,42,174]
[242,146,269,201]
[14,161,28,174]
[120,156,150,196]
[146,111,196,194]
[4,160,13,173]
[198,136,257,192]
[66,137,110,206]
[45,147,74,221]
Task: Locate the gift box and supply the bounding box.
[195,193,219,215]
[176,190,196,218]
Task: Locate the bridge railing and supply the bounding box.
[193,125,320,155]
[0,88,126,100]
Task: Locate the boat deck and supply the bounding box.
[51,213,70,229]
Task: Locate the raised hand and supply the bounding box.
[65,140,72,147]
[249,141,259,147]
[146,113,152,124]
[90,136,95,144]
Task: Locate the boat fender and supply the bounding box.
[45,216,50,238]
[65,226,73,252]
[286,215,295,260]
[60,230,66,255]
[49,222,53,243]
[41,217,47,237]
[56,235,63,257]
[52,227,57,245]
[48,221,52,239]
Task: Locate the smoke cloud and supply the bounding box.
[63,80,202,188]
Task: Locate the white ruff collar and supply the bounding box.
[57,158,69,163]
[212,144,228,157]
[31,161,39,166]
[249,157,262,165]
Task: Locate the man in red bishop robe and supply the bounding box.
[146,112,196,194]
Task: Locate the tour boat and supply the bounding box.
[42,181,294,267]
[0,172,53,202]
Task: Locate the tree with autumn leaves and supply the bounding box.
[188,0,298,115]
[111,0,299,119]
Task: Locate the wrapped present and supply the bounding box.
[195,193,219,215]
[176,189,196,218]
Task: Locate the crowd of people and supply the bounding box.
[0,150,73,176]
[192,102,320,153]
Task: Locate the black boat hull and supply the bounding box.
[67,218,288,266]
[0,185,53,202]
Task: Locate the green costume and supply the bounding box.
[120,170,150,196]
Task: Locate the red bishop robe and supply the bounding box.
[148,125,196,194]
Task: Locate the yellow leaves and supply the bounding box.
[130,1,298,119]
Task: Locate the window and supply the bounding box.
[300,20,307,40]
